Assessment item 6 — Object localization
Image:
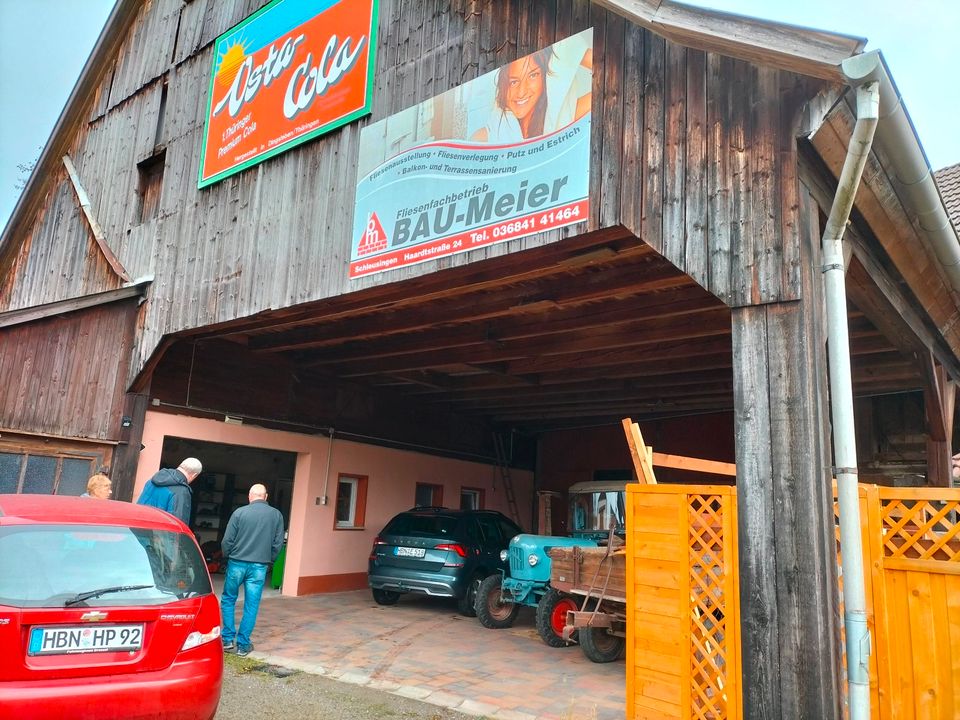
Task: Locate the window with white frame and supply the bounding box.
[335,474,367,528]
[460,487,483,510]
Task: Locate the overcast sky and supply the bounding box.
[1,0,958,232]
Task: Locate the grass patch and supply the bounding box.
[224,653,265,674]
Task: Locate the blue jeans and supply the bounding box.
[221,559,268,650]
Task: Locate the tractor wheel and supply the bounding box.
[535,588,579,647]
[475,574,519,629]
[579,626,624,663]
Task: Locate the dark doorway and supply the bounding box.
[159,437,296,548]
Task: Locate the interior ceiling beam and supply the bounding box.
[504,337,733,375]
[249,261,700,353]
[297,295,724,368]
[200,228,644,341]
[489,393,737,422]
[377,350,736,395]
[305,308,733,375]
[455,381,736,413]
[417,367,735,403]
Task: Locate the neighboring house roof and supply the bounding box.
[935,163,960,234]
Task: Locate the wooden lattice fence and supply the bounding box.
[628,483,960,720]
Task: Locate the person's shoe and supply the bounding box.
[236,644,254,657]
[222,640,237,653]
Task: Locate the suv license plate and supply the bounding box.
[29,624,144,655]
[394,546,426,558]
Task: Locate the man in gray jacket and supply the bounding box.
[220,483,284,656]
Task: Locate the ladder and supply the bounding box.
[492,432,520,525]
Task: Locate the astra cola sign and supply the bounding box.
[199,0,378,188]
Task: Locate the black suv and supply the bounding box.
[367,507,522,616]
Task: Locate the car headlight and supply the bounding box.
[527,554,539,567]
[500,549,508,562]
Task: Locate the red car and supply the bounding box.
[0,494,223,720]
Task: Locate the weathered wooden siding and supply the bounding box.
[0,299,139,440]
[1,0,823,389]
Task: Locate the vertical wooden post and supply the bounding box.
[110,391,150,501]
[732,300,843,719]
[925,361,956,487]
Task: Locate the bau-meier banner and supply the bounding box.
[199,0,378,188]
[351,29,592,279]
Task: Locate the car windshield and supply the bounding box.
[0,524,211,608]
[384,514,458,538]
[569,490,627,535]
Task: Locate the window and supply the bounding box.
[335,474,367,529]
[414,483,443,508]
[0,524,211,608]
[136,150,166,224]
[0,451,98,495]
[460,487,484,510]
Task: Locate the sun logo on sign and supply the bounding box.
[215,36,251,91]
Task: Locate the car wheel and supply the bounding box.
[371,588,400,606]
[579,626,624,663]
[475,574,519,629]
[457,572,483,617]
[535,587,579,647]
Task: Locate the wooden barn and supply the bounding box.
[1,0,958,716]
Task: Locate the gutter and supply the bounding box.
[842,50,960,298]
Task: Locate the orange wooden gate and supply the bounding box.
[625,483,741,719]
[855,484,960,719]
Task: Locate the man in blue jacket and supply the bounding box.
[220,483,285,657]
[136,457,203,526]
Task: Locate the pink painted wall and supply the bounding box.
[137,411,533,596]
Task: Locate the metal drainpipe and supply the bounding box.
[821,80,879,720]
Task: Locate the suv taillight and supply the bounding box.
[434,543,467,557]
[369,535,386,561]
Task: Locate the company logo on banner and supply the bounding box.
[351,29,592,279]
[199,0,378,188]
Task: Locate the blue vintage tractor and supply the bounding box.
[474,481,629,647]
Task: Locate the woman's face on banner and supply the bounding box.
[504,56,544,122]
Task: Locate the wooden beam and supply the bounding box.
[651,451,736,477]
[593,0,861,82]
[0,282,149,329]
[63,154,131,283]
[621,418,657,485]
[926,360,956,487]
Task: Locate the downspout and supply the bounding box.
[820,78,879,720]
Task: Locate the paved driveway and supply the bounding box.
[229,587,625,720]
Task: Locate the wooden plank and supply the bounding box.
[751,66,779,304]
[633,585,682,617]
[765,299,842,718]
[651,451,736,477]
[706,53,732,303]
[731,304,779,719]
[619,20,644,236]
[883,557,960,577]
[640,32,665,252]
[598,12,625,231]
[62,155,131,283]
[683,48,708,289]
[622,417,657,484]
[661,40,686,269]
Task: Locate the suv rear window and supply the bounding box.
[384,514,459,538]
[0,524,212,608]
